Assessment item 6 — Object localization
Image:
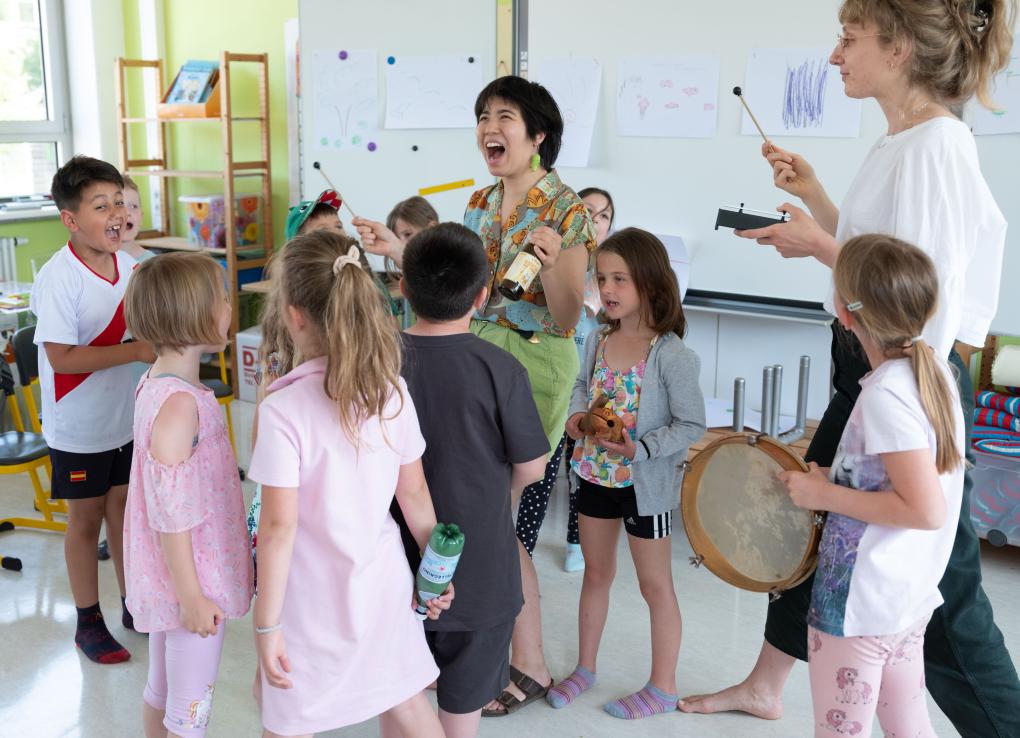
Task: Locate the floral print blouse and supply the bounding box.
[463,170,597,338]
[571,334,658,487]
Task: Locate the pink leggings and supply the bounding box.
[807,617,935,738]
[144,626,227,738]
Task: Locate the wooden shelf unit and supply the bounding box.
[114,52,274,394]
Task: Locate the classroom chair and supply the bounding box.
[202,351,236,453]
[12,326,65,520]
[1,328,68,571]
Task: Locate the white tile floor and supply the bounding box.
[1,400,1018,737]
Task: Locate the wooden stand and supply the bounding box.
[114,53,274,394]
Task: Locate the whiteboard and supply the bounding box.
[297,0,497,268]
[299,0,1020,335]
[528,0,1020,335]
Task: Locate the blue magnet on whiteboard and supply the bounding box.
[387,56,396,65]
[367,141,378,152]
[339,50,348,60]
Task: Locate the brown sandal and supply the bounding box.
[481,666,553,717]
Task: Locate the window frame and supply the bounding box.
[0,0,72,197]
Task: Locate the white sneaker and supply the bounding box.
[564,542,585,573]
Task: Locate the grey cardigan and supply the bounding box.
[569,329,707,516]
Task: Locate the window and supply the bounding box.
[0,0,70,200]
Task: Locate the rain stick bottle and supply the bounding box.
[414,523,465,620]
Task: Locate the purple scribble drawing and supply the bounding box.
[660,79,674,88]
[784,58,828,128]
[682,86,699,97]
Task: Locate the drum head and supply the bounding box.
[681,433,819,593]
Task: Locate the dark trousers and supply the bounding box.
[764,324,1020,738]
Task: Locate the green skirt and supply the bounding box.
[471,320,580,459]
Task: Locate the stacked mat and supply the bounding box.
[973,391,1020,456]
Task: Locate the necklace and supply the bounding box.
[882,99,936,142]
[907,100,932,121]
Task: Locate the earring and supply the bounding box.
[529,152,541,171]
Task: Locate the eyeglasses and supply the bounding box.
[836,33,885,49]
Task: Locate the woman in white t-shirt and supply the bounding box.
[679,2,1020,735]
[781,234,964,737]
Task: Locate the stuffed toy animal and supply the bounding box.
[579,391,626,443]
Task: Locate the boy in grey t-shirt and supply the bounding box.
[393,223,548,737]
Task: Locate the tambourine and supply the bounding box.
[681,432,822,597]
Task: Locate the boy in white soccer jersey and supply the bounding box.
[30,156,155,664]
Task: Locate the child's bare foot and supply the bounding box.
[678,680,783,720]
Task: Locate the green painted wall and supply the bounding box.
[0,217,67,281]
[3,0,294,280]
[162,0,296,249]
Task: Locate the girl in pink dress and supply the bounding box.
[123,252,254,738]
[248,231,451,738]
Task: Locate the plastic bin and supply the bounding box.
[179,193,262,250]
[969,448,1020,547]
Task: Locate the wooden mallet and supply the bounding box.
[312,161,358,220]
[733,87,773,151]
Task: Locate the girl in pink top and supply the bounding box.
[248,231,452,738]
[123,252,254,738]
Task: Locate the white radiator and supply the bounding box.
[0,236,23,282]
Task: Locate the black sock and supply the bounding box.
[75,603,130,664]
[121,596,135,631]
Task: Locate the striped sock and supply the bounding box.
[546,666,596,709]
[603,683,678,720]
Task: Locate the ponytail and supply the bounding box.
[323,248,402,445]
[272,230,402,446]
[910,338,964,474]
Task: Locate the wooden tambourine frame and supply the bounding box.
[681,432,821,596]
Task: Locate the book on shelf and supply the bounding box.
[166,60,219,104]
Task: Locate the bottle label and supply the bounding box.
[503,251,541,292]
[418,544,461,586]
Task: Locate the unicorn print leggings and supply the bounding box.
[808,616,935,738]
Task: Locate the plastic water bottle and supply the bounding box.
[414,523,465,620]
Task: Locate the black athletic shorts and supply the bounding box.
[49,442,133,500]
[576,475,673,540]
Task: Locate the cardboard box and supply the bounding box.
[236,326,262,403]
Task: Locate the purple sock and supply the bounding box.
[546,666,596,708]
[603,683,677,719]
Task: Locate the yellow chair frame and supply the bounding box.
[1,387,67,534]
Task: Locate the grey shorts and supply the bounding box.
[425,619,515,714]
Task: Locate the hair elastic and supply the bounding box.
[911,335,924,344]
[332,245,362,276]
[846,300,863,312]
